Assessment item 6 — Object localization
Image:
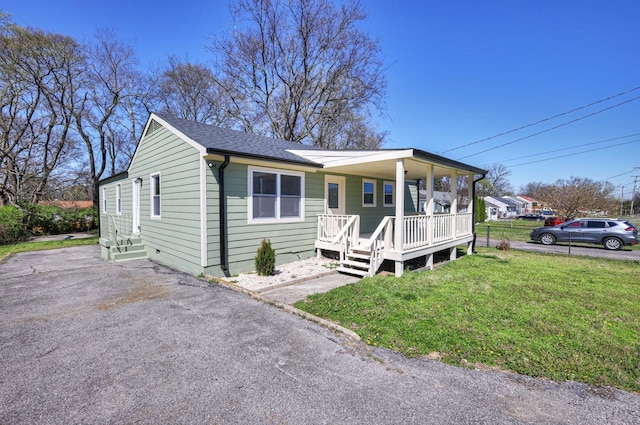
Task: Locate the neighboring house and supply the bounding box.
[417,190,468,214]
[484,196,519,219]
[99,113,486,278]
[514,195,540,213]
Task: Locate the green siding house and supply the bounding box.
[99,113,486,278]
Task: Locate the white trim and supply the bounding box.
[200,158,207,267]
[288,149,414,168]
[324,175,346,215]
[383,181,395,207]
[115,183,122,215]
[150,172,161,219]
[247,165,305,224]
[132,179,141,235]
[362,178,377,207]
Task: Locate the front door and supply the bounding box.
[325,175,346,215]
[132,178,141,234]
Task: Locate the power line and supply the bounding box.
[508,138,640,167]
[606,168,640,180]
[501,133,640,163]
[441,85,640,154]
[456,94,640,160]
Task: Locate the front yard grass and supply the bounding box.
[295,248,640,393]
[0,237,99,261]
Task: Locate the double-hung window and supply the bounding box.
[383,181,394,207]
[362,179,376,207]
[249,167,303,223]
[151,173,161,218]
[115,184,122,215]
[102,188,108,213]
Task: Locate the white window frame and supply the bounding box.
[102,187,108,213]
[150,172,161,219]
[383,181,395,207]
[248,166,305,224]
[115,183,122,215]
[362,179,376,207]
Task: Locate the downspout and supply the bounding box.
[471,173,486,253]
[219,155,230,277]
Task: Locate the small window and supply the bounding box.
[151,173,161,218]
[115,184,122,215]
[567,221,583,228]
[102,188,107,213]
[363,179,376,207]
[249,167,304,222]
[383,181,394,207]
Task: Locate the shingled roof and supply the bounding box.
[154,112,322,167]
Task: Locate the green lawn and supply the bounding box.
[295,248,640,393]
[0,237,99,261]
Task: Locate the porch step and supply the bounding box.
[110,238,147,261]
[341,259,370,269]
[337,266,370,278]
[346,252,370,260]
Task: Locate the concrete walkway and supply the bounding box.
[259,272,360,304]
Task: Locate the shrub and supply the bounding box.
[496,237,511,251]
[255,238,276,276]
[0,205,29,245]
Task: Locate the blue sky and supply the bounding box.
[4,0,640,195]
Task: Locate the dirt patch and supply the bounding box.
[97,282,170,311]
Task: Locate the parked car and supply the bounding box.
[530,218,639,250]
[517,213,544,221]
[544,216,565,227]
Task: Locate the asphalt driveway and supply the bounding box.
[1,246,639,424]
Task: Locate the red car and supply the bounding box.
[544,216,565,226]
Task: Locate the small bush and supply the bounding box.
[255,238,276,276]
[496,237,511,251]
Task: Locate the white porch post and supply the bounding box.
[449,171,458,261]
[394,159,405,277]
[424,164,434,216]
[466,174,474,255]
[425,164,434,270]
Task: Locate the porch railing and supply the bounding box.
[100,213,133,242]
[317,214,358,242]
[362,216,394,275]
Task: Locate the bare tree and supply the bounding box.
[152,56,230,125]
[530,177,616,219]
[477,163,513,197]
[73,29,148,209]
[0,20,82,205]
[210,0,386,147]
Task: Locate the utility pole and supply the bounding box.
[631,173,639,216]
[620,186,624,216]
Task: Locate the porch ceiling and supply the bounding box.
[288,148,485,180]
[321,159,458,180]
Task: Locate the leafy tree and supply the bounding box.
[210,0,387,148]
[474,196,487,223]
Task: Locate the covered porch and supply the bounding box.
[306,149,485,277]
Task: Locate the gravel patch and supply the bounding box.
[211,256,340,292]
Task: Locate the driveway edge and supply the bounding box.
[215,279,361,341]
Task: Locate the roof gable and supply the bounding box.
[153,113,321,167]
